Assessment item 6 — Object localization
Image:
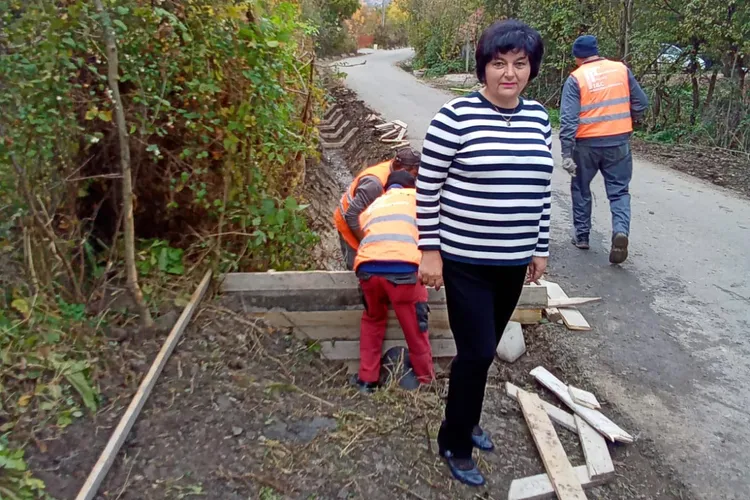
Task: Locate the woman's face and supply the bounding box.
[483,50,530,105]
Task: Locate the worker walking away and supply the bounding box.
[334,147,421,270]
[560,35,649,264]
[353,170,435,393]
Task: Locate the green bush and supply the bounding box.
[0,0,322,277]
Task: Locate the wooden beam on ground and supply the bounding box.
[395,126,406,141]
[575,415,615,482]
[506,383,577,434]
[220,271,547,311]
[375,121,396,129]
[539,280,590,331]
[260,308,540,340]
[517,391,588,500]
[390,140,411,149]
[380,127,400,140]
[393,119,408,129]
[507,465,604,500]
[547,298,600,308]
[568,386,601,410]
[530,367,633,444]
[75,270,213,500]
[320,339,457,360]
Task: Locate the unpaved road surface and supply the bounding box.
[338,48,750,500]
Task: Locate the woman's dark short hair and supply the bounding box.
[385,170,416,190]
[475,19,544,83]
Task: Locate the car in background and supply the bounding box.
[657,44,711,72]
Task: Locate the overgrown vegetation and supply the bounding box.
[403,0,750,152]
[0,0,342,496]
[303,0,360,56]
[346,0,410,50]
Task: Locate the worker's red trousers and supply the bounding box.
[358,276,435,384]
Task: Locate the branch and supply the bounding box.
[0,122,84,302]
[93,0,153,328]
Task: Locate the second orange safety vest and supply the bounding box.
[571,59,633,139]
[353,188,421,271]
[334,161,392,250]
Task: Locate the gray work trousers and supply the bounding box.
[571,142,633,240]
[338,233,356,271]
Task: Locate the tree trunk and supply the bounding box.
[94,0,153,328]
[618,0,633,62]
[688,39,700,126]
[703,67,719,110]
[690,74,699,125]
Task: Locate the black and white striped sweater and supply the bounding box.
[416,92,553,266]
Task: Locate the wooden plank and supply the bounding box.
[508,465,605,500]
[393,119,408,129]
[380,127,400,140]
[395,126,406,141]
[530,367,633,443]
[375,121,396,129]
[575,415,615,482]
[568,386,600,410]
[75,270,213,500]
[261,308,540,332]
[505,383,577,434]
[220,272,547,311]
[517,391,587,500]
[512,308,542,324]
[320,339,457,360]
[547,298,600,308]
[539,280,590,331]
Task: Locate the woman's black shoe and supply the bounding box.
[438,449,486,487]
[471,425,494,451]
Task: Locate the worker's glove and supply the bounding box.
[561,157,577,177]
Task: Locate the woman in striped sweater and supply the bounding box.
[416,20,553,486]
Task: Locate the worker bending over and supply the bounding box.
[334,148,421,270]
[560,35,649,264]
[353,170,435,392]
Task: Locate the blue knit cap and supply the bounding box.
[572,35,599,58]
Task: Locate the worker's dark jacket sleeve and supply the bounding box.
[344,175,384,232]
[627,68,649,120]
[559,75,581,159]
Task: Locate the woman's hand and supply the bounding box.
[527,256,547,283]
[418,251,444,290]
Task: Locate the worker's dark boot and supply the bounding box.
[571,236,590,250]
[350,375,377,394]
[471,425,494,451]
[609,233,629,264]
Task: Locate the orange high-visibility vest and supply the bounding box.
[353,188,421,271]
[334,161,392,250]
[572,59,633,139]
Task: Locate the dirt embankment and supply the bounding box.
[302,77,400,270]
[632,139,750,199]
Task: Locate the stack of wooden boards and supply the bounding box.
[370,116,410,149]
[220,272,602,372]
[220,271,549,371]
[506,367,633,500]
